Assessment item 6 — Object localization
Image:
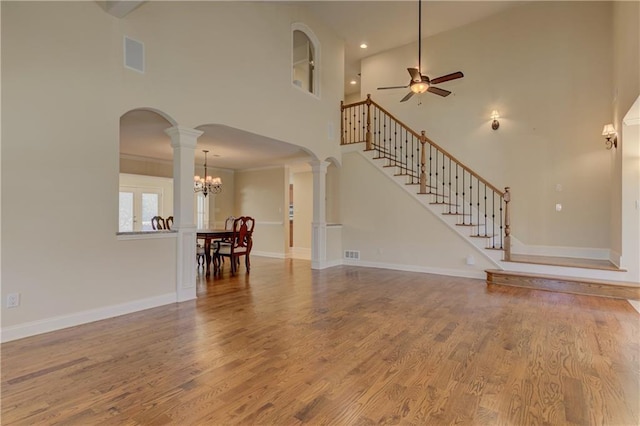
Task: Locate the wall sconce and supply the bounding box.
[602,123,617,149]
[490,110,500,130]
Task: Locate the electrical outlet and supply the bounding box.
[6,293,20,308]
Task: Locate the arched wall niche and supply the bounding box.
[292,22,320,97]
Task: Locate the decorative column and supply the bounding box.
[165,126,203,302]
[310,160,329,270]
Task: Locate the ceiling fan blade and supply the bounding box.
[378,85,410,90]
[400,91,415,102]
[429,71,464,85]
[407,68,421,82]
[427,86,451,97]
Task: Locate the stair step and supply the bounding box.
[506,254,623,272]
[486,269,640,300]
[470,234,496,238]
[442,212,471,216]
[409,183,439,191]
[420,192,449,197]
[455,223,476,226]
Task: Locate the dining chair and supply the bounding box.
[215,216,236,266]
[213,216,255,275]
[151,216,166,230]
[166,216,174,230]
[196,241,206,268]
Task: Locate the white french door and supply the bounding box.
[119,186,164,232]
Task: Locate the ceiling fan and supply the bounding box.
[377,0,464,102]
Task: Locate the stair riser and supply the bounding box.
[487,271,640,300]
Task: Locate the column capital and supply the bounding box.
[165,126,203,149]
[309,160,330,174]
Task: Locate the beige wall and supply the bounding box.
[1,1,342,337]
[208,168,235,227]
[2,2,177,332]
[340,152,496,274]
[326,162,341,224]
[360,1,614,253]
[234,168,288,257]
[610,1,640,258]
[292,171,313,250]
[120,156,173,178]
[118,1,343,163]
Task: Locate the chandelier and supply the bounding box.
[194,149,222,197]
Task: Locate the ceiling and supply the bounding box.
[303,1,521,97]
[117,1,521,171]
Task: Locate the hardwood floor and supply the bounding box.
[2,257,639,425]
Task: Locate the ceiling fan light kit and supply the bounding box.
[411,80,429,94]
[377,0,464,102]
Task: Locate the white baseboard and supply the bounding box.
[251,251,286,259]
[290,247,311,260]
[1,293,176,343]
[342,259,486,280]
[324,259,343,268]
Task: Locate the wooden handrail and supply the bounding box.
[342,94,511,257]
[345,96,504,197]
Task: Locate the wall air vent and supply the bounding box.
[344,250,360,260]
[124,36,145,73]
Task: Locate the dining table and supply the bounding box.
[196,229,234,275]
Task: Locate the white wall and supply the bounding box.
[360,1,614,255]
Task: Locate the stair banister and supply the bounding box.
[341,94,512,260]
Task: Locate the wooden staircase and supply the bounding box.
[341,96,639,301]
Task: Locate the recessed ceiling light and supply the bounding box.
[350,80,357,85]
[360,43,368,49]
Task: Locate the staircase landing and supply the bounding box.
[506,253,624,272]
[486,269,639,300]
[489,255,637,301]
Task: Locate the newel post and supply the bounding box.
[419,131,427,194]
[365,94,372,151]
[504,187,511,261]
